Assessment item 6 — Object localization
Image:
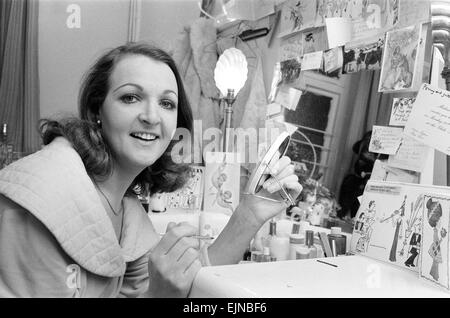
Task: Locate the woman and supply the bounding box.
[427,199,446,281]
[389,196,406,262]
[0,43,301,297]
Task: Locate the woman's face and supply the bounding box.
[99,54,178,173]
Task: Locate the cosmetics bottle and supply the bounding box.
[314,235,324,258]
[263,247,272,262]
[289,234,305,260]
[268,221,290,261]
[327,227,347,256]
[251,250,263,262]
[305,230,317,258]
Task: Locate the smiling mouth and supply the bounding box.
[130,132,159,142]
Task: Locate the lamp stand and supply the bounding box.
[222,88,236,152]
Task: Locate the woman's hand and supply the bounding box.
[147,222,202,298]
[241,155,302,226]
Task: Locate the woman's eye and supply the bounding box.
[160,100,176,109]
[120,94,139,104]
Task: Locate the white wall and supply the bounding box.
[138,0,200,52]
[38,0,129,119]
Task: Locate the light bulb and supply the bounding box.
[214,48,248,97]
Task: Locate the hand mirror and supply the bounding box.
[245,131,295,205]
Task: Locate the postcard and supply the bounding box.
[302,27,329,54]
[368,125,403,155]
[162,166,205,210]
[279,32,303,62]
[404,83,450,156]
[387,135,430,173]
[343,37,384,73]
[278,0,318,38]
[203,152,241,216]
[389,96,417,126]
[323,46,343,73]
[351,180,450,273]
[350,0,398,43]
[378,24,422,93]
[274,86,302,111]
[398,0,431,28]
[370,159,419,184]
[301,51,323,71]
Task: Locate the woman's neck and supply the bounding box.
[96,164,141,209]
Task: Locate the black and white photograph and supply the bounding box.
[1,0,450,303]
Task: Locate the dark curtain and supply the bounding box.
[0,0,40,154]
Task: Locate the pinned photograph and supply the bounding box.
[343,37,384,73]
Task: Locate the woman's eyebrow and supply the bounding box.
[163,89,178,97]
[112,83,144,93]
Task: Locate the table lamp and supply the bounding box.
[214,47,248,152]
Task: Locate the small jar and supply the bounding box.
[289,234,305,260]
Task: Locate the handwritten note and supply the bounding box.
[301,51,323,71]
[389,97,416,126]
[369,125,403,155]
[387,135,430,172]
[404,83,450,155]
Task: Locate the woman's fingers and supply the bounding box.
[284,180,303,200]
[263,166,297,194]
[152,222,199,256]
[267,155,290,175]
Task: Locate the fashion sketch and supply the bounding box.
[355,200,376,253]
[426,198,447,281]
[378,195,406,262]
[400,195,423,261]
[404,218,422,267]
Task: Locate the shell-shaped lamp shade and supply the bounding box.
[214,48,248,97]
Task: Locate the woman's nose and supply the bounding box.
[139,101,161,125]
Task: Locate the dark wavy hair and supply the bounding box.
[40,42,193,195]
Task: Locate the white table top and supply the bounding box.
[190,255,450,298]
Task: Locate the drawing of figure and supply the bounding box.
[289,1,304,31]
[404,217,422,267]
[355,200,376,253]
[385,195,406,262]
[381,46,413,91]
[426,198,447,281]
[303,32,316,54]
[214,189,234,215]
[209,158,234,214]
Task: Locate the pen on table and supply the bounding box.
[158,233,215,240]
[316,259,338,268]
[265,164,296,206]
